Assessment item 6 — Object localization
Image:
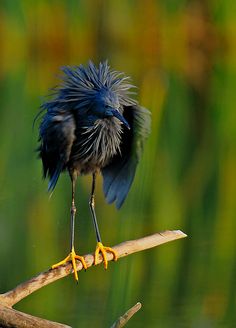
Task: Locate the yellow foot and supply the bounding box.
[51,247,87,281]
[94,242,118,269]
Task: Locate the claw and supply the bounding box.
[94,242,118,269]
[52,247,87,281]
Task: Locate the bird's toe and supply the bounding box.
[94,242,118,269]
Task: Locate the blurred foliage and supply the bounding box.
[0,0,236,327]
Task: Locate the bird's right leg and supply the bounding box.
[51,170,87,281]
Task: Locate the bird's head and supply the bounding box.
[92,88,130,129]
[51,61,137,128]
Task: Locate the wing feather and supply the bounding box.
[38,108,76,191]
[102,104,151,208]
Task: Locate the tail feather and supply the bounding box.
[47,162,64,192]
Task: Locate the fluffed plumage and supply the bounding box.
[37,61,151,208]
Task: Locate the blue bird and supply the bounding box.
[37,61,151,280]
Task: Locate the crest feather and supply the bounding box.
[43,61,137,111]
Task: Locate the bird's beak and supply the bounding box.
[111,109,130,130]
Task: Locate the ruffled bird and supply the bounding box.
[37,61,151,281]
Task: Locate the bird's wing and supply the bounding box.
[101,104,151,209]
[38,109,76,191]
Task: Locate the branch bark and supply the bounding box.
[0,304,71,328]
[0,230,187,328]
[110,302,142,328]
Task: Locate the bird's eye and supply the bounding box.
[105,105,109,108]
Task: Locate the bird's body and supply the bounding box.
[37,61,150,280]
[67,114,122,174]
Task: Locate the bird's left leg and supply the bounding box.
[89,172,118,268]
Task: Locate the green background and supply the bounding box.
[0,1,236,327]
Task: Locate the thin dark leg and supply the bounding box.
[89,172,102,243]
[70,170,77,250]
[91,172,118,267]
[51,169,87,280]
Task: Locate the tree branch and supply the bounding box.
[0,304,71,328]
[0,230,186,308]
[0,230,186,328]
[110,302,142,328]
